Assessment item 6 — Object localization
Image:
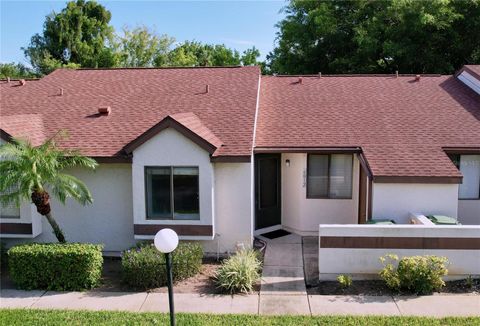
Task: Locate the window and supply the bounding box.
[307,154,353,199]
[0,186,20,219]
[451,155,480,199]
[0,201,20,219]
[145,167,199,219]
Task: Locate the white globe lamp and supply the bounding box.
[154,228,179,253]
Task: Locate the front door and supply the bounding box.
[255,154,281,230]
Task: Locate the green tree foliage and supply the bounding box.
[267,0,480,74]
[21,1,262,74]
[23,0,116,74]
[114,26,175,67]
[0,136,97,242]
[162,41,261,67]
[0,63,38,79]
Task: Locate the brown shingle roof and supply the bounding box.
[0,66,260,159]
[2,66,479,180]
[257,73,480,179]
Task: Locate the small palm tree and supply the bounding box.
[0,136,97,243]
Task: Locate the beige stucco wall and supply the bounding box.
[281,153,360,235]
[458,200,480,225]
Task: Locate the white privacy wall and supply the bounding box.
[4,164,135,251]
[132,128,214,231]
[318,224,480,280]
[205,162,254,254]
[281,153,359,235]
[372,183,459,223]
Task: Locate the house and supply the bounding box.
[1,65,479,254]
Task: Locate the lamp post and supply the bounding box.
[154,228,179,326]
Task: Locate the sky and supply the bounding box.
[0,0,286,65]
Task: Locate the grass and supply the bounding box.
[0,309,479,326]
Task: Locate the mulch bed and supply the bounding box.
[307,278,480,296]
[93,257,234,294]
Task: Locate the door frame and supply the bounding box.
[254,154,282,230]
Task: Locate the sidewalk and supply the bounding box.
[1,289,479,317]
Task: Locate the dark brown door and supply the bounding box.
[255,154,281,229]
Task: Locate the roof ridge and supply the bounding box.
[269,74,444,77]
[75,65,257,71]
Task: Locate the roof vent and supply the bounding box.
[19,79,26,86]
[205,84,210,94]
[98,106,111,115]
[415,74,421,82]
[395,71,399,78]
[318,72,322,78]
[298,77,303,84]
[7,77,10,83]
[59,88,64,96]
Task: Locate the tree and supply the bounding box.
[0,136,98,243]
[267,0,480,74]
[115,26,175,67]
[162,41,261,67]
[241,47,261,66]
[0,63,38,79]
[23,0,116,74]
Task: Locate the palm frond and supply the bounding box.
[0,134,96,207]
[50,173,93,205]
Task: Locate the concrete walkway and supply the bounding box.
[258,233,310,315]
[1,289,479,317]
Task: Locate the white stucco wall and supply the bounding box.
[458,200,480,225]
[4,164,135,251]
[281,153,360,235]
[372,183,459,224]
[203,162,253,254]
[318,224,480,280]
[132,128,214,234]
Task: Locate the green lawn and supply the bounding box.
[0,309,479,326]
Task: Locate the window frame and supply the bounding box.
[144,166,200,220]
[450,154,480,200]
[306,154,354,200]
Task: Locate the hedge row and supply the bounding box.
[8,243,103,291]
[122,242,203,289]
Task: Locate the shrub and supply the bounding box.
[379,254,448,294]
[215,249,262,294]
[122,242,203,289]
[337,274,352,288]
[8,243,103,291]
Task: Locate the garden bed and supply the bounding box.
[1,256,261,294]
[307,279,480,296]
